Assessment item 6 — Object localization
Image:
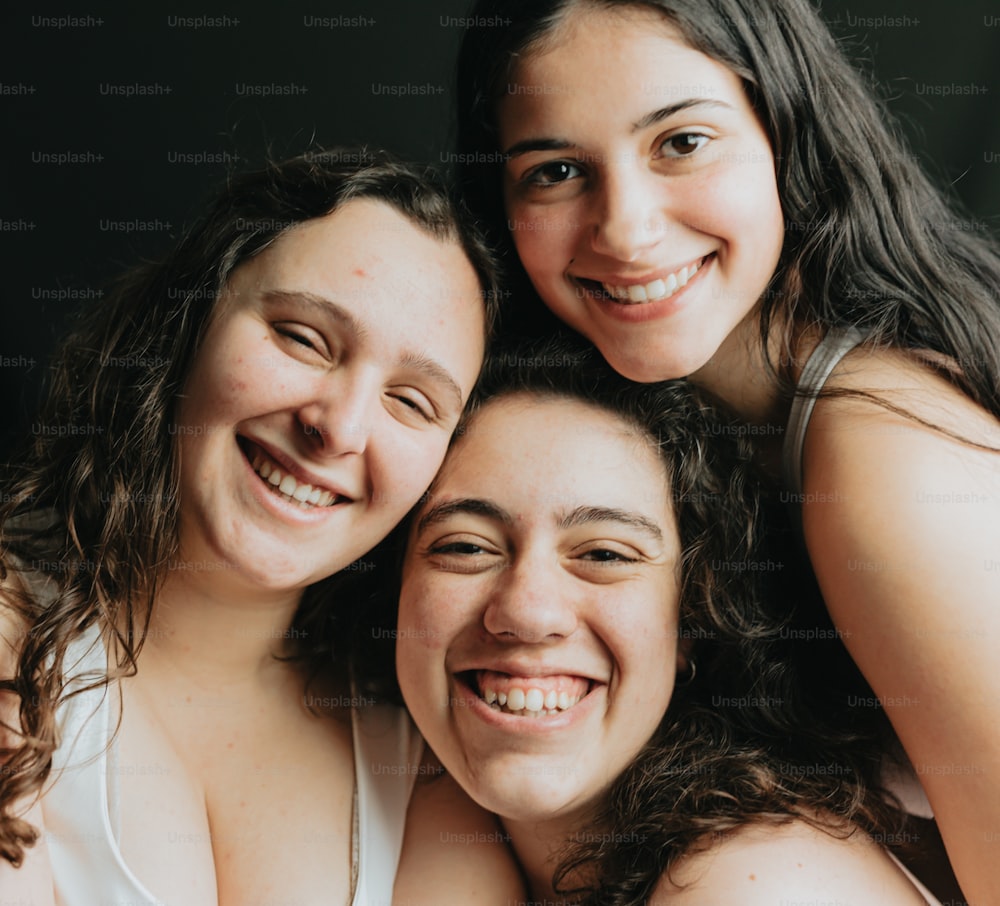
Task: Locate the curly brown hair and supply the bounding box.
[433,336,902,904]
[0,147,499,867]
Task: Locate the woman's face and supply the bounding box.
[397,395,682,825]
[173,198,486,592]
[498,5,784,382]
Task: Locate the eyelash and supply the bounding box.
[429,541,489,556]
[428,541,640,567]
[659,131,710,157]
[523,160,583,187]
[276,325,437,423]
[581,548,639,564]
[392,393,436,423]
[520,131,711,187]
[276,325,320,350]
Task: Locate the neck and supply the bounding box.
[687,309,784,424]
[502,815,594,904]
[688,313,818,476]
[135,555,307,687]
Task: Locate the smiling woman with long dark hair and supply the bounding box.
[454,2,1000,899]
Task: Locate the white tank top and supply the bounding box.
[42,627,422,905]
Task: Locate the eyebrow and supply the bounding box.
[558,505,663,541]
[417,497,512,535]
[503,98,733,159]
[263,289,464,411]
[398,351,465,411]
[415,499,663,543]
[630,98,733,133]
[264,288,368,338]
[504,137,573,160]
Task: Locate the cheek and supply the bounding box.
[397,575,456,649]
[396,588,451,716]
[508,203,578,272]
[370,435,449,514]
[697,160,782,249]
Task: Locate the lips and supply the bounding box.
[575,253,712,304]
[238,437,351,509]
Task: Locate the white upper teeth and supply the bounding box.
[602,258,703,304]
[482,684,583,716]
[252,452,337,508]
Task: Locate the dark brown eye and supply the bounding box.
[526,160,582,185]
[662,133,709,157]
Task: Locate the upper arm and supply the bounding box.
[800,368,1000,901]
[393,759,525,905]
[0,580,55,900]
[652,821,928,905]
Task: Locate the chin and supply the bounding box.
[214,537,328,592]
[469,772,581,824]
[605,349,684,384]
[610,337,719,384]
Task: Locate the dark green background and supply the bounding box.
[2,0,998,454]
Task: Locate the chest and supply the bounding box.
[115,676,356,905]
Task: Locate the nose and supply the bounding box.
[590,165,668,262]
[296,371,377,457]
[483,554,578,643]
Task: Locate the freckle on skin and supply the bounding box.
[749,873,756,881]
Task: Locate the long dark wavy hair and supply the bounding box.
[448,338,903,904]
[0,147,499,867]
[455,0,1000,418]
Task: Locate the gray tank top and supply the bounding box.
[781,327,867,498]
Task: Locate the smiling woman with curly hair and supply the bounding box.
[0,148,525,905]
[394,338,938,904]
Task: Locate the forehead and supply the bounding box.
[254,198,469,296]
[501,5,743,130]
[430,394,673,517]
[231,197,484,347]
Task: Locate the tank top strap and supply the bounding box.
[781,327,868,497]
[350,696,424,905]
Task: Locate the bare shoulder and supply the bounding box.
[809,343,1000,449]
[393,754,526,905]
[798,344,1000,597]
[652,820,929,905]
[799,342,1000,635]
[799,346,1000,904]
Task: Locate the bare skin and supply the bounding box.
[0,199,522,903]
[653,821,930,905]
[797,348,1000,905]
[397,395,940,904]
[497,7,1000,899]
